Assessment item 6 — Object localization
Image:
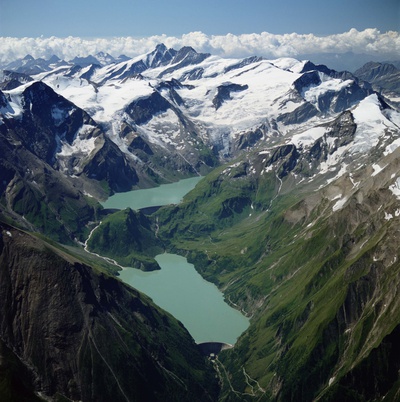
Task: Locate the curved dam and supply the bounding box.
[197,342,233,356]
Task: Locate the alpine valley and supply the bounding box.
[1,44,400,401]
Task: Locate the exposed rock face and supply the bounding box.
[144,43,177,68]
[126,91,172,126]
[81,138,140,192]
[355,61,400,99]
[0,70,33,90]
[277,102,319,126]
[158,46,210,78]
[0,126,98,242]
[1,82,139,194]
[293,71,322,94]
[0,222,217,402]
[212,83,249,110]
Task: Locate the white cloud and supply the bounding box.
[0,29,398,66]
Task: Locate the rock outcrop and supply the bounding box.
[0,222,217,402]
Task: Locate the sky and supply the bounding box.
[0,0,399,68]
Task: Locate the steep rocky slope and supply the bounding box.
[0,222,217,401]
[354,61,400,101]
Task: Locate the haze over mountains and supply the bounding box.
[1,44,400,401]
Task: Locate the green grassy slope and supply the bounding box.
[155,149,400,401]
[86,208,163,270]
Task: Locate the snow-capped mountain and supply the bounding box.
[2,54,70,75]
[19,46,380,162]
[2,46,400,400]
[1,45,399,217]
[0,70,33,90]
[354,61,400,102]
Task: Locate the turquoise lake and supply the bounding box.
[101,176,203,210]
[119,253,249,344]
[103,176,249,344]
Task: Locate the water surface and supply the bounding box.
[119,253,249,344]
[103,176,249,344]
[101,176,203,210]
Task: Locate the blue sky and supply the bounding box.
[0,0,399,70]
[1,0,398,38]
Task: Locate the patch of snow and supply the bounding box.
[319,143,350,175]
[384,138,400,156]
[166,59,300,139]
[262,165,274,174]
[351,94,393,154]
[385,212,393,220]
[386,109,400,128]
[332,196,348,212]
[44,73,156,123]
[291,126,326,148]
[389,177,400,200]
[331,193,342,201]
[326,163,349,184]
[51,105,75,127]
[303,74,353,111]
[57,125,98,157]
[1,82,36,118]
[138,109,182,147]
[0,98,16,118]
[269,58,307,73]
[349,173,360,188]
[372,163,386,176]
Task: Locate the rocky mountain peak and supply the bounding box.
[22,81,63,111]
[355,61,399,81]
[300,60,335,75]
[145,43,177,68]
[353,61,400,99]
[158,45,210,77]
[48,54,61,64]
[174,46,203,63]
[70,54,102,67]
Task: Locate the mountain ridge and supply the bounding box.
[1,45,400,401]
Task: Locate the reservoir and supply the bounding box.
[119,253,249,344]
[101,176,203,210]
[103,176,249,344]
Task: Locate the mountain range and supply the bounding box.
[1,44,400,401]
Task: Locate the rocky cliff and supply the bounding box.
[0,222,217,402]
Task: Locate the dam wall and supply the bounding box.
[197,342,233,356]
